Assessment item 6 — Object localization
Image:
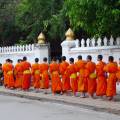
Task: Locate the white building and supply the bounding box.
[0,32,50,65]
[61,28,120,63]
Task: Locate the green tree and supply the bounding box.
[15,0,65,44]
[64,0,120,37]
[0,0,19,46]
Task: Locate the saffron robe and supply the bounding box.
[2,63,9,87]
[85,61,96,96]
[66,64,78,94]
[21,61,31,90]
[104,62,118,97]
[96,61,107,96]
[49,62,62,93]
[75,60,87,92]
[14,63,23,88]
[39,63,49,89]
[31,63,40,89]
[59,61,70,91]
[116,67,120,80]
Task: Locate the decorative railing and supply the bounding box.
[75,36,120,48]
[0,44,35,53]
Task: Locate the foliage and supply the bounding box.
[0,0,120,47]
[64,0,120,37]
[0,0,19,45]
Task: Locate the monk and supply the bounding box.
[39,57,49,89]
[2,59,9,87]
[104,56,118,100]
[2,59,14,89]
[49,57,62,94]
[66,58,78,96]
[0,63,3,86]
[21,56,31,91]
[31,58,40,91]
[85,55,96,98]
[59,56,70,93]
[116,58,120,81]
[14,59,23,89]
[75,55,87,98]
[96,55,107,97]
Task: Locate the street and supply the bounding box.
[0,95,120,120]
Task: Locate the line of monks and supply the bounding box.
[2,55,120,101]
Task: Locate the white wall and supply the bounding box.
[61,36,120,64]
[0,44,50,65]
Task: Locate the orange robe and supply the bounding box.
[39,63,49,89]
[21,61,31,90]
[96,61,107,96]
[14,63,23,88]
[2,63,9,87]
[85,61,96,96]
[75,60,87,92]
[66,64,78,94]
[2,63,14,88]
[31,63,40,89]
[104,62,118,97]
[50,62,62,93]
[59,61,70,91]
[116,67,120,80]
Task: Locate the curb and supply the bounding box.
[0,90,120,116]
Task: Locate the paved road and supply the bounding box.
[0,95,120,120]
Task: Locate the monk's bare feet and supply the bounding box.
[52,93,55,96]
[89,94,95,99]
[80,94,85,98]
[60,92,63,95]
[74,92,79,97]
[35,89,39,93]
[80,93,86,98]
[23,89,29,92]
[10,87,14,90]
[44,90,48,94]
[107,96,113,101]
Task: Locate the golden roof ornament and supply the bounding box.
[65,28,74,41]
[38,32,45,44]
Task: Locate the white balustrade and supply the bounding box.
[28,44,30,51]
[25,45,28,51]
[6,47,9,52]
[11,46,14,52]
[2,47,4,52]
[116,37,120,45]
[81,39,85,47]
[97,38,102,46]
[13,46,16,52]
[103,37,108,46]
[32,44,34,50]
[22,45,25,51]
[110,36,114,46]
[4,47,6,52]
[0,35,119,54]
[86,38,90,47]
[0,44,35,53]
[91,38,96,47]
[19,45,22,51]
[75,39,79,48]
[8,47,11,52]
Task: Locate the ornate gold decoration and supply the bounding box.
[65,28,74,41]
[38,32,45,44]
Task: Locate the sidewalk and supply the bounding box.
[0,87,120,115]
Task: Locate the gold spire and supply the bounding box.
[38,32,45,44]
[65,28,74,41]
